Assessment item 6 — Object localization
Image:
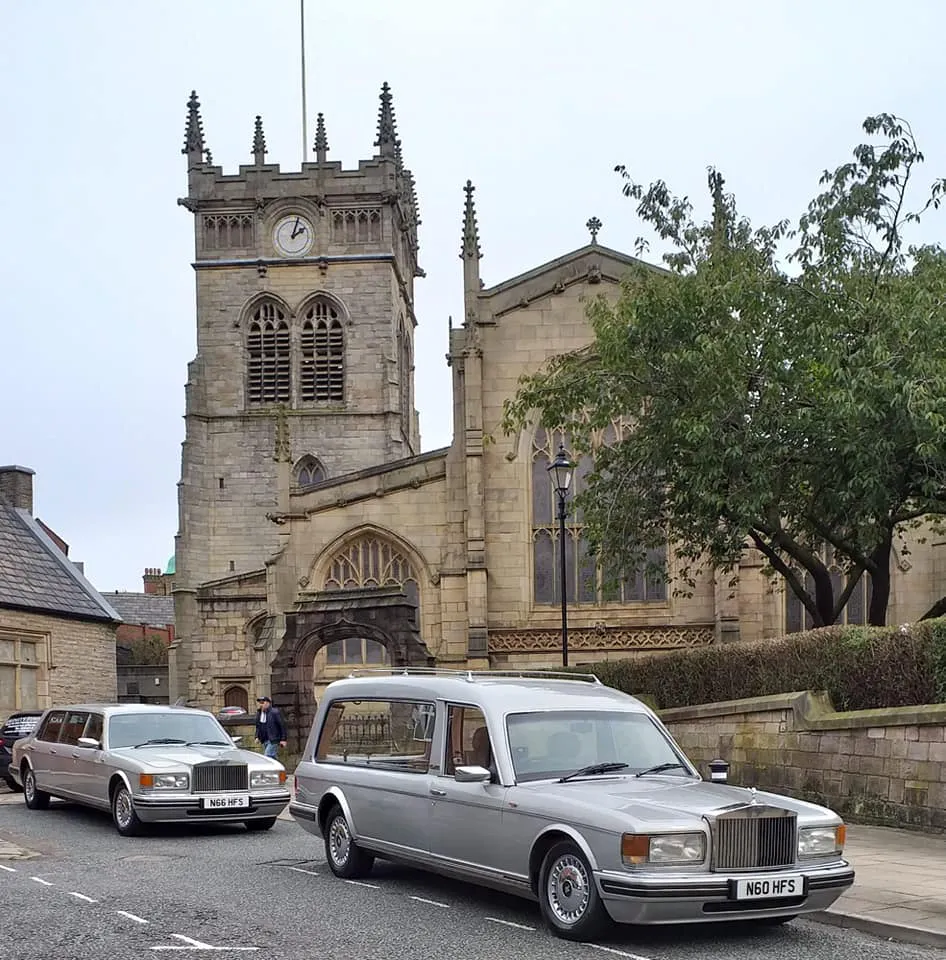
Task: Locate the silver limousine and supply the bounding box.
[10,703,291,835]
[289,670,854,941]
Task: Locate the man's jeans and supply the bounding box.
[262,740,279,758]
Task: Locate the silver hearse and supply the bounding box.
[289,670,854,941]
[10,703,291,835]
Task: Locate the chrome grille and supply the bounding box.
[192,763,248,794]
[711,806,796,871]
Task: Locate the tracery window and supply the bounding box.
[531,423,667,606]
[325,638,389,666]
[331,208,382,244]
[785,545,871,633]
[323,536,420,628]
[203,214,254,249]
[301,300,344,402]
[247,301,290,404]
[398,316,412,433]
[293,455,326,487]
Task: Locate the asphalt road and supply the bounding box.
[0,796,942,960]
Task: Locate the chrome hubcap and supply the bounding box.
[24,770,34,801]
[547,854,590,925]
[115,789,133,828]
[329,816,351,866]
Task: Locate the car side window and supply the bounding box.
[37,711,66,742]
[315,699,434,774]
[83,714,104,745]
[59,712,90,747]
[443,705,495,780]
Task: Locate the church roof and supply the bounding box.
[480,242,666,320]
[105,592,175,627]
[0,497,122,623]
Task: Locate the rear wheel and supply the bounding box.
[111,783,144,837]
[324,806,374,879]
[23,766,49,810]
[537,841,610,941]
[245,817,277,832]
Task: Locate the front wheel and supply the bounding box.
[111,783,144,837]
[23,766,50,810]
[245,817,277,832]
[323,806,374,879]
[537,841,610,941]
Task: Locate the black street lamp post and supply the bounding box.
[548,443,576,668]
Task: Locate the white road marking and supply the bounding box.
[29,877,53,886]
[0,865,16,873]
[588,944,654,960]
[116,910,149,924]
[485,917,536,931]
[410,895,450,908]
[68,892,98,903]
[150,932,259,951]
[344,878,379,889]
[286,866,321,877]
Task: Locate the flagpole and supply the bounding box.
[300,0,308,164]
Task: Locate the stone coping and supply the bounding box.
[659,690,946,731]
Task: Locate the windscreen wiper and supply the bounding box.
[635,762,688,778]
[558,762,629,783]
[132,738,187,748]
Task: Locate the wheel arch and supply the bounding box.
[528,825,600,895]
[317,787,356,837]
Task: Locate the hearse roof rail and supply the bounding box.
[344,667,602,684]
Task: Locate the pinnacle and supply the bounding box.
[182,90,205,158]
[461,180,481,260]
[314,112,329,160]
[252,115,267,165]
[375,81,400,159]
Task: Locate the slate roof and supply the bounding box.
[106,592,175,627]
[0,497,122,623]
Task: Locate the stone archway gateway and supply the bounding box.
[269,585,434,747]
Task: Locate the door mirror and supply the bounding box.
[77,737,101,750]
[454,765,491,784]
[231,736,242,745]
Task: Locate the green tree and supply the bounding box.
[502,115,946,627]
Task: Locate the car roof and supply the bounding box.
[35,703,214,716]
[322,670,649,715]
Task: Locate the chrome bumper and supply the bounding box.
[133,790,291,823]
[595,861,855,925]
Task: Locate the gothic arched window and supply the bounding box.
[293,455,326,487]
[785,546,871,633]
[246,301,290,404]
[301,299,344,402]
[531,423,667,606]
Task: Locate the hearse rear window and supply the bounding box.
[316,699,435,774]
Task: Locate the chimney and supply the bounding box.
[143,567,163,595]
[0,465,35,514]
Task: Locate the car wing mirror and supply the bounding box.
[231,736,242,745]
[454,765,491,784]
[77,737,101,749]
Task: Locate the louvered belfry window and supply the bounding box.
[301,299,345,402]
[247,302,291,403]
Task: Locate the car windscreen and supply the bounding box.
[107,712,231,749]
[505,710,693,783]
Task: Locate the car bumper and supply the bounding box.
[4,760,21,787]
[133,790,291,824]
[595,861,855,925]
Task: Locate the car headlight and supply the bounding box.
[250,770,287,788]
[798,824,845,858]
[622,832,706,866]
[139,773,189,790]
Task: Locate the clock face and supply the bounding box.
[273,214,314,257]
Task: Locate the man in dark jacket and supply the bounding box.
[254,696,287,758]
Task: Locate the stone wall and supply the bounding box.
[0,607,117,711]
[660,691,946,832]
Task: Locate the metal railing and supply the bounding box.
[343,667,601,684]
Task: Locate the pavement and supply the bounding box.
[1,783,945,954]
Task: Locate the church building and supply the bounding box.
[168,85,945,742]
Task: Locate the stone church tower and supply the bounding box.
[170,85,422,698]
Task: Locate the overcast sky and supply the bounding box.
[1,1,944,592]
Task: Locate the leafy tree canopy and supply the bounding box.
[501,115,946,627]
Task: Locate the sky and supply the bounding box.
[1,0,945,592]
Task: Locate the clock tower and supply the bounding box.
[171,86,422,697]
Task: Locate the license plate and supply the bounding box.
[201,794,250,809]
[734,875,803,900]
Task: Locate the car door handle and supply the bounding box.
[429,788,446,797]
[71,753,81,759]
[49,749,57,755]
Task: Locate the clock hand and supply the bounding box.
[290,217,305,240]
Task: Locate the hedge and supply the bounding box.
[581,617,946,712]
